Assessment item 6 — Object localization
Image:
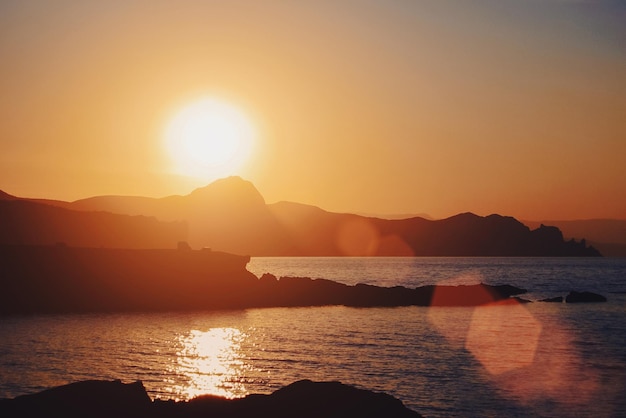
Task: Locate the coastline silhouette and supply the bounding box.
[0,177,601,257]
[0,244,606,315]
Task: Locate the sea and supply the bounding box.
[1,257,625,417]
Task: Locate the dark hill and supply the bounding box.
[268,206,599,256]
[523,219,626,245]
[0,199,186,249]
[373,213,598,256]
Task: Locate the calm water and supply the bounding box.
[1,257,625,417]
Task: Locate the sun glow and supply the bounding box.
[175,328,250,399]
[164,98,256,181]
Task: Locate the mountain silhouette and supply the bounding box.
[0,177,600,256]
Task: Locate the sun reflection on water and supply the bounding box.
[173,327,250,400]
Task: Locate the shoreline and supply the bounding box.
[1,245,608,316]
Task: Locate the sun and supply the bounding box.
[164,98,255,181]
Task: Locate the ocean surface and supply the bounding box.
[1,257,625,417]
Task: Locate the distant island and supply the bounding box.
[0,244,605,316]
[0,176,601,256]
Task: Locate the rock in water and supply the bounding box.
[565,291,607,303]
[539,296,564,303]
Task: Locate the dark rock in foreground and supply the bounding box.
[0,380,150,418]
[0,379,421,418]
[565,291,607,303]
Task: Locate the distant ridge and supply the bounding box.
[0,199,186,249]
[354,211,434,220]
[0,177,600,256]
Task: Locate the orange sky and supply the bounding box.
[1,0,625,221]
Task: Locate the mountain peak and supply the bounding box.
[0,190,18,201]
[189,176,266,206]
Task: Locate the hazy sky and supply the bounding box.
[1,0,625,220]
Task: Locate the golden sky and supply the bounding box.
[1,0,625,220]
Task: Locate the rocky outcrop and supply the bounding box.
[523,218,626,257]
[0,379,421,418]
[565,291,607,303]
[0,380,150,418]
[250,274,526,308]
[538,292,608,303]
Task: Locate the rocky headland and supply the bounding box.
[0,244,607,315]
